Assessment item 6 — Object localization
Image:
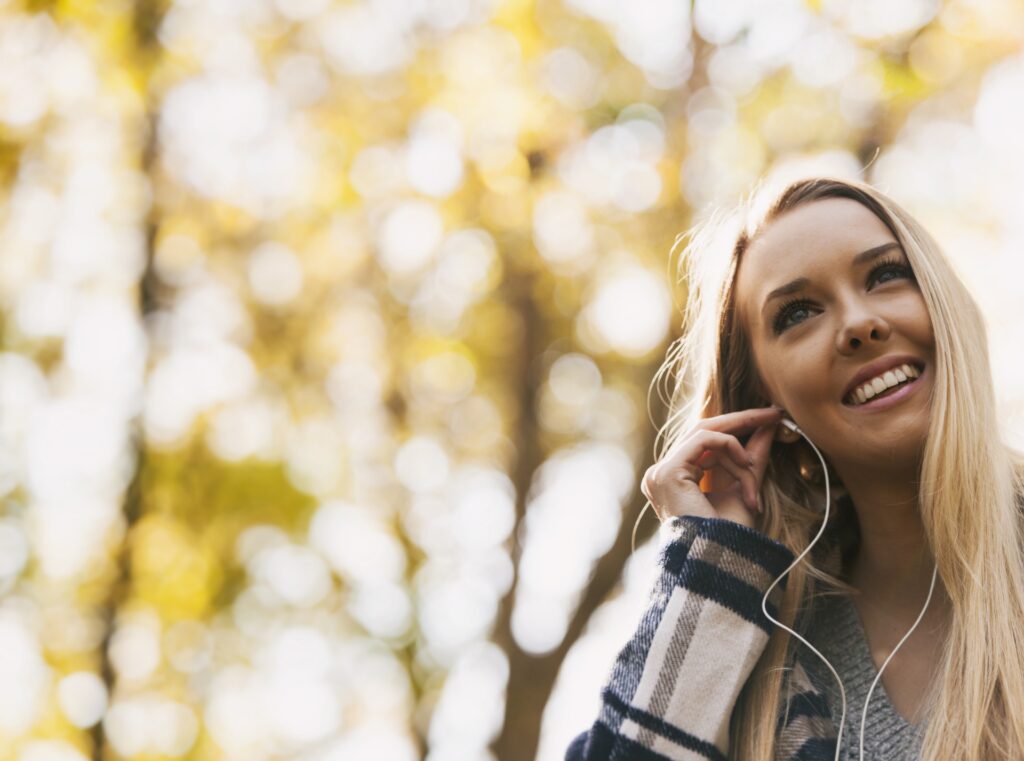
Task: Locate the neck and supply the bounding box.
[835,462,948,616]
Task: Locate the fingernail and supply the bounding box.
[748,456,755,467]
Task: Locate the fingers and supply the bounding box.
[647,428,753,505]
[696,450,759,511]
[741,420,799,513]
[745,422,778,484]
[644,408,789,523]
[676,430,759,510]
[693,406,784,436]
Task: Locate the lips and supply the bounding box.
[841,354,926,404]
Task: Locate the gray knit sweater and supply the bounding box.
[802,592,926,760]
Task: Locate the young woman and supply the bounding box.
[566,178,1024,760]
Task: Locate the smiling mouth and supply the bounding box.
[839,362,929,405]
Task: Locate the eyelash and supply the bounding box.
[771,257,916,335]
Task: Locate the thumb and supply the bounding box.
[745,423,777,485]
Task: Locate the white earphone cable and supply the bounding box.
[760,421,938,761]
[859,549,938,758]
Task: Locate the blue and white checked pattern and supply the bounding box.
[566,515,843,761]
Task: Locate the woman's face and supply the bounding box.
[734,197,935,472]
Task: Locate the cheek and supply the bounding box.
[916,305,936,349]
[896,294,936,351]
[761,360,823,413]
[778,367,832,416]
[757,342,833,411]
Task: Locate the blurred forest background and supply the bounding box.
[2,0,1024,759]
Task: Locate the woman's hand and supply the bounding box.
[641,407,784,530]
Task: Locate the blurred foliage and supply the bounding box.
[2,0,1024,760]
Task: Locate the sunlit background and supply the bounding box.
[2,0,1024,759]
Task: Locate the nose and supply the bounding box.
[836,303,891,354]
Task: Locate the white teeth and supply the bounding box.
[847,363,923,405]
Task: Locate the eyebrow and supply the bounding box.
[760,241,903,314]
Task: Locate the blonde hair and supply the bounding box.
[646,177,1024,760]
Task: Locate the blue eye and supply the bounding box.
[770,256,917,333]
[872,262,913,286]
[773,298,816,334]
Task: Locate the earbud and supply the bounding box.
[774,416,802,443]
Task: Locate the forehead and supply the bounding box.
[736,197,896,319]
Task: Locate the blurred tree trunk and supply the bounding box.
[91,3,166,757]
[91,115,161,761]
[491,19,707,760]
[490,267,676,761]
